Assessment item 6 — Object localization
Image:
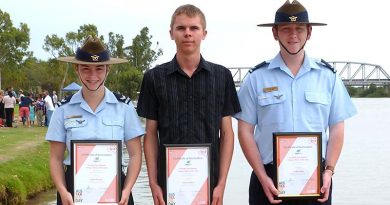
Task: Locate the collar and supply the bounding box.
[167,54,211,75]
[268,52,320,72]
[69,87,118,105]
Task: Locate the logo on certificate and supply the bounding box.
[167,193,176,205]
[75,189,83,202]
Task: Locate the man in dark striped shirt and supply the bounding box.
[137,4,241,205]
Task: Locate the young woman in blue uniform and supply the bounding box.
[46,36,145,205]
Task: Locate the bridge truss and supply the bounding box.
[229,61,390,87]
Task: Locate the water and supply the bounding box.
[29,98,390,204]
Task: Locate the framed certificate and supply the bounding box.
[273,132,322,200]
[164,144,211,205]
[71,140,122,204]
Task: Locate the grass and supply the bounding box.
[0,126,53,205]
[0,127,47,159]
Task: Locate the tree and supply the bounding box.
[107,32,126,58]
[0,9,31,90]
[126,27,163,72]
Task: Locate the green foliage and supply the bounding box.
[346,84,390,97]
[126,27,163,71]
[106,65,143,99]
[0,9,31,90]
[43,24,102,58]
[0,9,31,65]
[107,32,126,58]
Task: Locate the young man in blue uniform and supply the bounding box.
[46,36,145,205]
[235,1,357,204]
[137,4,241,205]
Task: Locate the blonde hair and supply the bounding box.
[170,4,206,29]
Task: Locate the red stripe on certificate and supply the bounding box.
[300,167,319,195]
[191,178,208,205]
[76,144,95,173]
[167,148,186,177]
[98,175,118,202]
[277,137,297,166]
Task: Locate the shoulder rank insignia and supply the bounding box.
[113,92,132,105]
[57,94,74,107]
[249,61,269,73]
[319,59,336,73]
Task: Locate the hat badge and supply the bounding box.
[91,55,100,61]
[289,16,298,22]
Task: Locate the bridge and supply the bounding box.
[229,61,390,87]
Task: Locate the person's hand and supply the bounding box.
[318,171,332,203]
[118,189,131,205]
[259,175,282,204]
[150,183,166,205]
[59,191,74,205]
[211,184,225,205]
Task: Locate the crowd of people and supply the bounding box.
[0,86,58,128]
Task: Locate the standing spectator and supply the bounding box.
[0,90,5,127]
[3,91,16,127]
[5,87,17,99]
[18,89,24,98]
[35,94,45,127]
[43,90,55,126]
[52,91,58,107]
[29,103,36,127]
[19,93,33,127]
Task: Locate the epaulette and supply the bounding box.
[319,59,336,73]
[249,61,269,73]
[113,92,132,105]
[57,94,74,107]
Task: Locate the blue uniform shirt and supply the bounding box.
[234,53,357,164]
[45,87,145,165]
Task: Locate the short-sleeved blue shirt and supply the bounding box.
[234,53,357,164]
[45,87,145,165]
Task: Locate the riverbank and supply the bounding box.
[0,126,53,205]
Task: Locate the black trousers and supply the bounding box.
[4,108,14,127]
[249,164,332,205]
[57,166,134,205]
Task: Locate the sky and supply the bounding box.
[1,0,390,72]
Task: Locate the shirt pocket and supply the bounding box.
[102,118,124,140]
[257,91,286,125]
[64,118,88,129]
[305,92,330,105]
[304,91,331,123]
[64,118,90,139]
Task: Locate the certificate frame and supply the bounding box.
[164,144,211,205]
[273,132,322,200]
[71,140,122,204]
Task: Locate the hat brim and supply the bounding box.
[57,56,128,65]
[257,22,327,27]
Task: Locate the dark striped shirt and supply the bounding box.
[137,55,241,191]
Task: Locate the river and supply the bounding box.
[28,98,390,204]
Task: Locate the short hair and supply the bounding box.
[170,4,206,29]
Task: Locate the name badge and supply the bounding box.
[263,86,278,93]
